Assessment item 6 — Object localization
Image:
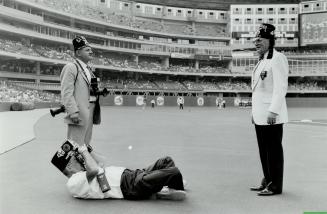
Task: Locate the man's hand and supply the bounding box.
[267,112,278,125]
[70,112,81,124]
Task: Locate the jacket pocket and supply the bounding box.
[64,116,84,126]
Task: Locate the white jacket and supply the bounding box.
[251,49,288,125]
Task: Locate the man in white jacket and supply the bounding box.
[250,23,288,196]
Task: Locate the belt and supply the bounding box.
[89,101,96,104]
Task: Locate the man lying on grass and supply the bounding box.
[52,141,187,200]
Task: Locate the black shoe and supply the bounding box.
[250,185,265,191]
[257,188,281,196]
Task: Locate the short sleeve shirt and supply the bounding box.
[66,166,126,199]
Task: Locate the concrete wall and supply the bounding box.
[1,97,327,112]
[100,96,327,108]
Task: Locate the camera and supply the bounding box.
[97,170,111,193]
[50,105,65,117]
[90,77,109,97]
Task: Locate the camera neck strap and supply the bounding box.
[74,59,92,86]
[73,63,79,86]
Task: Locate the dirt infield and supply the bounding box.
[0,107,326,214]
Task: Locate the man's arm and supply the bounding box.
[267,53,288,124]
[78,145,99,182]
[60,63,79,116]
[269,53,289,114]
[86,145,107,167]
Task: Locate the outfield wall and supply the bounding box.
[1,97,327,112]
[100,95,327,108]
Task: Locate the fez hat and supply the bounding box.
[255,23,275,39]
[72,35,91,52]
[51,140,82,174]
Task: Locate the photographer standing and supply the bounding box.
[60,35,101,146]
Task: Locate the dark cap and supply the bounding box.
[72,36,91,52]
[51,140,81,174]
[255,23,275,39]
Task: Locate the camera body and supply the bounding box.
[90,77,109,97]
[50,76,108,118]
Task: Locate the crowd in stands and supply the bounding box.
[34,45,74,61]
[40,64,62,76]
[0,38,74,63]
[164,22,194,36]
[0,39,40,57]
[155,80,186,91]
[0,38,233,74]
[0,61,36,74]
[201,81,251,91]
[0,81,60,103]
[26,0,228,37]
[288,81,327,91]
[194,23,226,37]
[281,49,327,55]
[93,52,137,68]
[1,78,325,100]
[183,81,251,91]
[1,38,326,76]
[100,78,326,92]
[100,78,253,91]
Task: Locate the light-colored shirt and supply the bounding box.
[67,166,126,199]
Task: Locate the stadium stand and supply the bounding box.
[0,81,60,103]
[0,38,235,74]
[0,0,326,106]
[23,0,227,36]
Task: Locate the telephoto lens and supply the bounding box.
[50,105,65,117]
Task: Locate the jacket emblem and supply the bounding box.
[260,70,267,80]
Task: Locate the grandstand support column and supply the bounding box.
[70,18,76,28]
[134,55,139,65]
[35,62,40,84]
[162,57,169,69]
[162,6,167,17]
[195,60,199,70]
[192,21,195,30]
[130,1,135,16]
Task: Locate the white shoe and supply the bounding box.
[183,179,188,189]
[156,187,186,201]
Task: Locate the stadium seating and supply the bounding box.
[1,38,325,77]
[0,39,40,57]
[288,81,326,91]
[0,81,60,102]
[194,23,228,37]
[25,0,227,37]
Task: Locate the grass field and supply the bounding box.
[0,107,326,214]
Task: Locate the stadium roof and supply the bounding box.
[132,0,300,10]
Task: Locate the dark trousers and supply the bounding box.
[120,156,184,200]
[255,124,284,193]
